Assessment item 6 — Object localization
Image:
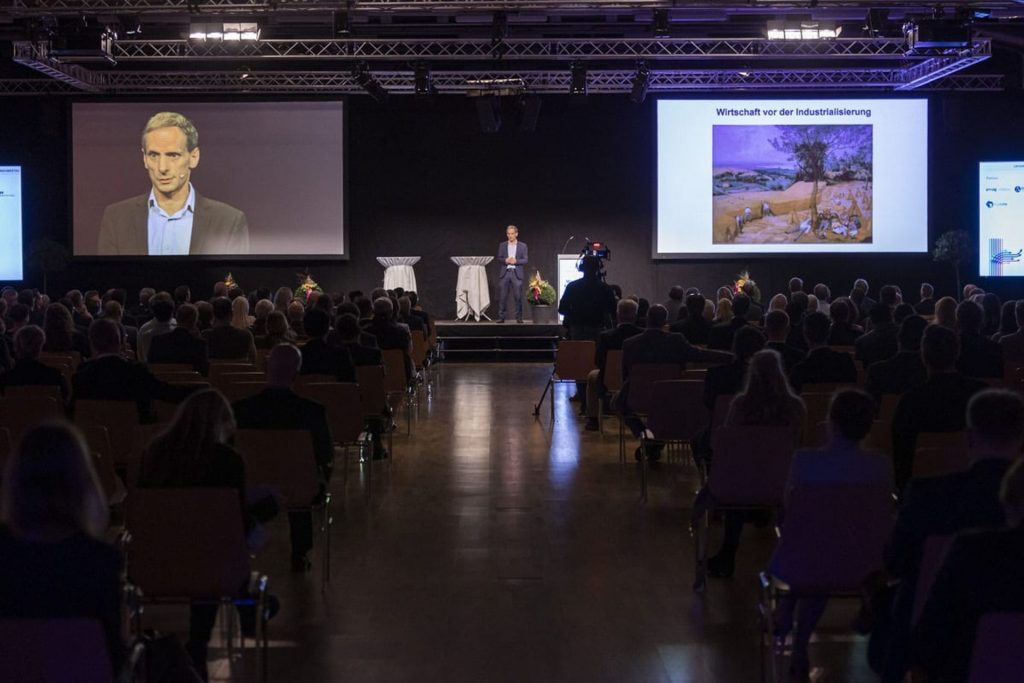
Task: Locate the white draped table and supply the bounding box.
[377,256,420,292]
[451,256,493,321]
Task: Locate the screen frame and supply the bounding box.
[651,92,931,261]
[66,95,350,263]
[0,164,24,283]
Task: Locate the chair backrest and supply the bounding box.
[0,618,114,683]
[128,423,169,487]
[0,396,64,443]
[296,382,364,444]
[646,380,709,442]
[355,365,388,417]
[126,487,250,599]
[800,392,833,447]
[708,426,796,506]
[769,483,894,594]
[916,430,968,451]
[36,357,73,386]
[74,399,140,466]
[680,368,707,382]
[603,349,624,392]
[0,427,11,478]
[864,420,892,457]
[381,349,408,394]
[207,363,257,386]
[627,363,682,415]
[969,613,1024,683]
[295,373,336,387]
[877,393,901,424]
[912,446,971,479]
[235,429,320,507]
[146,362,194,373]
[553,340,597,381]
[801,382,849,395]
[220,381,266,404]
[410,331,428,369]
[912,534,954,626]
[150,370,202,384]
[3,384,63,403]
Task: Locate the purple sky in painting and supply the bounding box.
[712,125,793,169]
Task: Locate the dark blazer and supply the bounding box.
[673,316,712,346]
[708,317,749,351]
[203,323,255,361]
[891,372,989,494]
[398,313,426,335]
[956,332,1004,379]
[146,327,209,375]
[910,524,1024,683]
[410,309,432,338]
[619,329,732,409]
[97,192,250,256]
[703,359,748,411]
[0,358,69,402]
[496,240,528,281]
[866,350,927,399]
[828,322,863,347]
[788,346,857,391]
[338,340,383,367]
[0,528,124,673]
[595,322,644,389]
[764,340,805,373]
[1000,330,1024,364]
[233,387,334,480]
[300,338,355,381]
[855,322,900,368]
[72,354,193,419]
[913,298,936,316]
[365,318,413,379]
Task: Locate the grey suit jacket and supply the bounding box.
[97,191,250,255]
[497,240,528,281]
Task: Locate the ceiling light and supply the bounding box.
[629,62,650,104]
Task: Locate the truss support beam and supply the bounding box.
[11,42,107,92]
[895,41,993,89]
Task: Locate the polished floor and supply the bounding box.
[149,362,877,682]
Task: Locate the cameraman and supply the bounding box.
[558,256,617,343]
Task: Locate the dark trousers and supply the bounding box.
[288,510,314,558]
[498,273,523,321]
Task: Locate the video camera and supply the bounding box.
[580,240,611,261]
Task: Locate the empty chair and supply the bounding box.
[0,396,63,443]
[295,382,370,482]
[597,348,623,436]
[74,400,140,468]
[535,340,597,422]
[638,380,706,502]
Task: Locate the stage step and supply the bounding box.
[435,322,561,361]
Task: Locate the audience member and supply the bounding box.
[914,283,935,316]
[933,296,958,329]
[855,303,900,369]
[763,310,805,373]
[136,297,176,362]
[273,287,293,312]
[663,286,685,322]
[397,296,426,336]
[203,297,256,362]
[703,325,765,411]
[286,301,307,338]
[812,283,831,317]
[854,278,876,318]
[980,292,1002,337]
[955,300,1003,379]
[999,300,1024,363]
[195,300,214,331]
[147,303,209,375]
[231,296,254,331]
[789,312,858,391]
[991,300,1017,341]
[785,292,810,350]
[251,299,275,337]
[259,311,296,348]
[585,299,643,431]
[788,277,803,294]
[41,302,89,358]
[708,293,751,351]
[365,297,414,382]
[406,291,433,338]
[300,309,355,381]
[742,281,764,321]
[333,313,383,366]
[673,293,712,345]
[1,325,69,401]
[866,315,928,399]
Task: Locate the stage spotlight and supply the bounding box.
[354,63,388,103]
[629,62,650,104]
[653,10,670,38]
[414,62,434,96]
[570,62,588,96]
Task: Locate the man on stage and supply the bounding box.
[97,111,250,256]
[496,224,528,323]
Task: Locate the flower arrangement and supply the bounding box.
[933,230,971,299]
[527,270,557,305]
[733,270,761,303]
[223,272,237,290]
[294,270,324,302]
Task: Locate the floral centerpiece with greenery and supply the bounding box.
[733,270,761,303]
[527,270,556,305]
[223,272,238,290]
[295,270,324,302]
[933,230,970,299]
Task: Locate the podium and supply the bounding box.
[376,256,420,292]
[451,256,493,321]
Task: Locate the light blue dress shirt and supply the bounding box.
[148,184,196,255]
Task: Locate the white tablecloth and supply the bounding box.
[377,256,420,292]
[451,256,493,321]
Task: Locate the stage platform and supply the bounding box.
[435,321,562,361]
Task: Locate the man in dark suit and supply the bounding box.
[146,303,209,375]
[854,277,877,319]
[673,293,712,345]
[202,297,255,362]
[233,344,334,572]
[365,297,413,381]
[909,458,1024,682]
[334,314,383,367]
[855,303,900,369]
[788,312,858,392]
[584,299,643,431]
[913,283,935,317]
[763,310,805,373]
[1,325,69,402]
[875,389,1024,682]
[96,111,249,256]
[406,291,433,339]
[866,315,928,400]
[496,224,528,323]
[891,325,988,495]
[396,296,425,336]
[741,282,765,322]
[703,326,765,411]
[300,308,354,381]
[708,293,752,351]
[328,303,378,350]
[558,256,617,342]
[955,299,1004,379]
[662,286,685,323]
[73,318,193,420]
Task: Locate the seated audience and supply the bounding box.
[365,297,414,382]
[763,310,805,373]
[866,315,928,399]
[273,287,292,312]
[785,293,810,350]
[1,325,69,402]
[286,301,307,338]
[147,303,209,375]
[662,285,685,322]
[0,422,123,673]
[300,309,355,381]
[855,303,899,369]
[231,296,254,331]
[203,297,257,362]
[991,300,1017,342]
[258,311,296,349]
[708,293,751,351]
[999,299,1024,363]
[42,302,89,358]
[585,299,643,431]
[788,312,858,392]
[251,299,275,337]
[980,292,1002,337]
[893,303,915,325]
[933,296,958,329]
[914,283,935,316]
[195,300,213,331]
[136,295,175,362]
[333,314,382,367]
[672,293,712,346]
[955,299,1003,379]
[330,304,379,350]
[877,389,1024,682]
[397,296,426,336]
[407,291,433,338]
[812,283,831,317]
[742,282,764,321]
[703,326,765,412]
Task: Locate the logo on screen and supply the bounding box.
[992,249,1023,264]
[1016,186,1023,193]
[986,201,995,208]
[985,187,998,192]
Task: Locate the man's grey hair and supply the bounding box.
[617,298,638,323]
[141,112,199,152]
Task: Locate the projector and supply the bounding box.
[905,20,971,50]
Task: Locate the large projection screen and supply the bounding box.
[656,99,928,257]
[0,166,23,281]
[979,161,1024,277]
[72,101,346,259]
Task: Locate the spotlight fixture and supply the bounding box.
[354,62,388,103]
[629,62,650,104]
[766,20,841,40]
[188,21,260,42]
[333,10,350,36]
[414,62,434,96]
[653,10,670,38]
[570,62,587,96]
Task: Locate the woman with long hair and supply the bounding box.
[42,302,89,357]
[0,422,122,673]
[272,286,293,313]
[713,297,734,325]
[230,295,254,332]
[258,310,297,348]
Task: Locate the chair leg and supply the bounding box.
[640,436,648,503]
[693,507,710,592]
[321,494,332,592]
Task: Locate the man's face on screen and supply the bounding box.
[142,126,199,199]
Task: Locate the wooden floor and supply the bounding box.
[148,362,878,682]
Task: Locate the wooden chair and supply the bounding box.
[410,330,432,391]
[968,613,1024,682]
[146,362,195,373]
[126,488,269,679]
[0,396,63,443]
[295,373,337,387]
[912,431,971,479]
[235,429,332,589]
[221,381,267,404]
[381,349,414,434]
[799,393,833,447]
[758,483,894,682]
[126,423,168,488]
[912,535,954,627]
[78,424,125,505]
[2,384,64,403]
[34,358,73,388]
[354,365,394,460]
[296,382,370,484]
[638,380,707,502]
[597,349,623,436]
[40,350,81,371]
[616,362,683,463]
[876,393,900,424]
[150,370,202,383]
[0,618,115,683]
[73,399,140,468]
[0,427,11,477]
[534,340,597,422]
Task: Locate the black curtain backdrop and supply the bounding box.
[2,91,1024,317]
